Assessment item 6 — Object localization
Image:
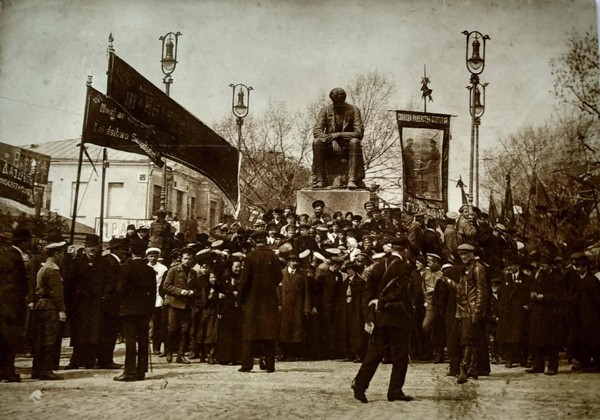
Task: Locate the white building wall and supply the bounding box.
[47,160,152,228]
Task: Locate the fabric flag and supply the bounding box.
[106,52,239,208]
[456,176,469,206]
[82,87,164,167]
[488,193,498,224]
[532,176,552,211]
[501,173,515,227]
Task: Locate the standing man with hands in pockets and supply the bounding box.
[163,248,198,364]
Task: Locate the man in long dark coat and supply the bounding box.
[525,255,564,375]
[496,254,531,368]
[573,253,600,372]
[113,242,156,381]
[278,253,311,361]
[331,262,366,362]
[0,231,28,382]
[238,231,282,372]
[65,234,108,369]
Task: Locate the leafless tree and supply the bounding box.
[551,28,600,119]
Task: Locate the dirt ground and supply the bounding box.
[1,340,599,419]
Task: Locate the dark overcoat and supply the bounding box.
[278,268,311,343]
[70,254,108,345]
[528,270,564,348]
[576,271,600,350]
[331,274,365,353]
[117,258,156,317]
[363,254,416,331]
[238,245,282,341]
[496,272,531,344]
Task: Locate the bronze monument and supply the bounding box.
[312,88,366,189]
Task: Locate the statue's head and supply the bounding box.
[329,88,347,108]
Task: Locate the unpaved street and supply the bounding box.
[1,341,599,419]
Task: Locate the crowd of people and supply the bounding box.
[0,200,599,403]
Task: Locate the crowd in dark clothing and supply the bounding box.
[0,202,599,388]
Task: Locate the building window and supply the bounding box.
[152,185,162,215]
[107,182,125,217]
[176,190,184,220]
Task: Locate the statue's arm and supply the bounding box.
[313,106,329,140]
[339,105,364,141]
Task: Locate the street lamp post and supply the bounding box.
[463,30,490,208]
[229,83,253,150]
[158,31,181,212]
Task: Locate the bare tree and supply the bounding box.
[214,101,311,221]
[551,28,600,119]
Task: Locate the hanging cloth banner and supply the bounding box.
[0,142,51,207]
[82,87,164,167]
[395,110,451,215]
[106,52,239,208]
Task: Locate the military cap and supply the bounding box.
[211,240,224,249]
[298,223,311,230]
[389,237,410,248]
[572,252,590,265]
[351,215,363,222]
[364,201,375,211]
[445,211,459,220]
[145,247,161,256]
[45,240,67,250]
[137,225,150,231]
[299,249,311,259]
[426,253,442,261]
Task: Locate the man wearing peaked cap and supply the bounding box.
[352,230,416,403]
[32,237,68,380]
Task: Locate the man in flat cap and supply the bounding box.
[238,230,283,372]
[445,243,487,384]
[312,87,365,190]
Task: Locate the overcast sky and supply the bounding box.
[0,0,597,210]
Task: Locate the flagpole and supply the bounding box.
[99,148,108,250]
[70,75,93,245]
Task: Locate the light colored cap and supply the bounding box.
[145,247,161,255]
[45,240,67,250]
[445,211,458,220]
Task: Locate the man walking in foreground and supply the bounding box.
[352,238,417,403]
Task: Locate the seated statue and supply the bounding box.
[312,87,366,189]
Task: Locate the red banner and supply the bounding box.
[395,111,451,214]
[106,53,239,207]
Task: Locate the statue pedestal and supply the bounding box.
[296,188,376,218]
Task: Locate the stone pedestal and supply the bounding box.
[296,188,377,218]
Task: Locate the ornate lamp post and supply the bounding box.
[158,31,181,212]
[229,83,253,150]
[463,30,490,207]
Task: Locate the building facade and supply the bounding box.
[25,139,227,235]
